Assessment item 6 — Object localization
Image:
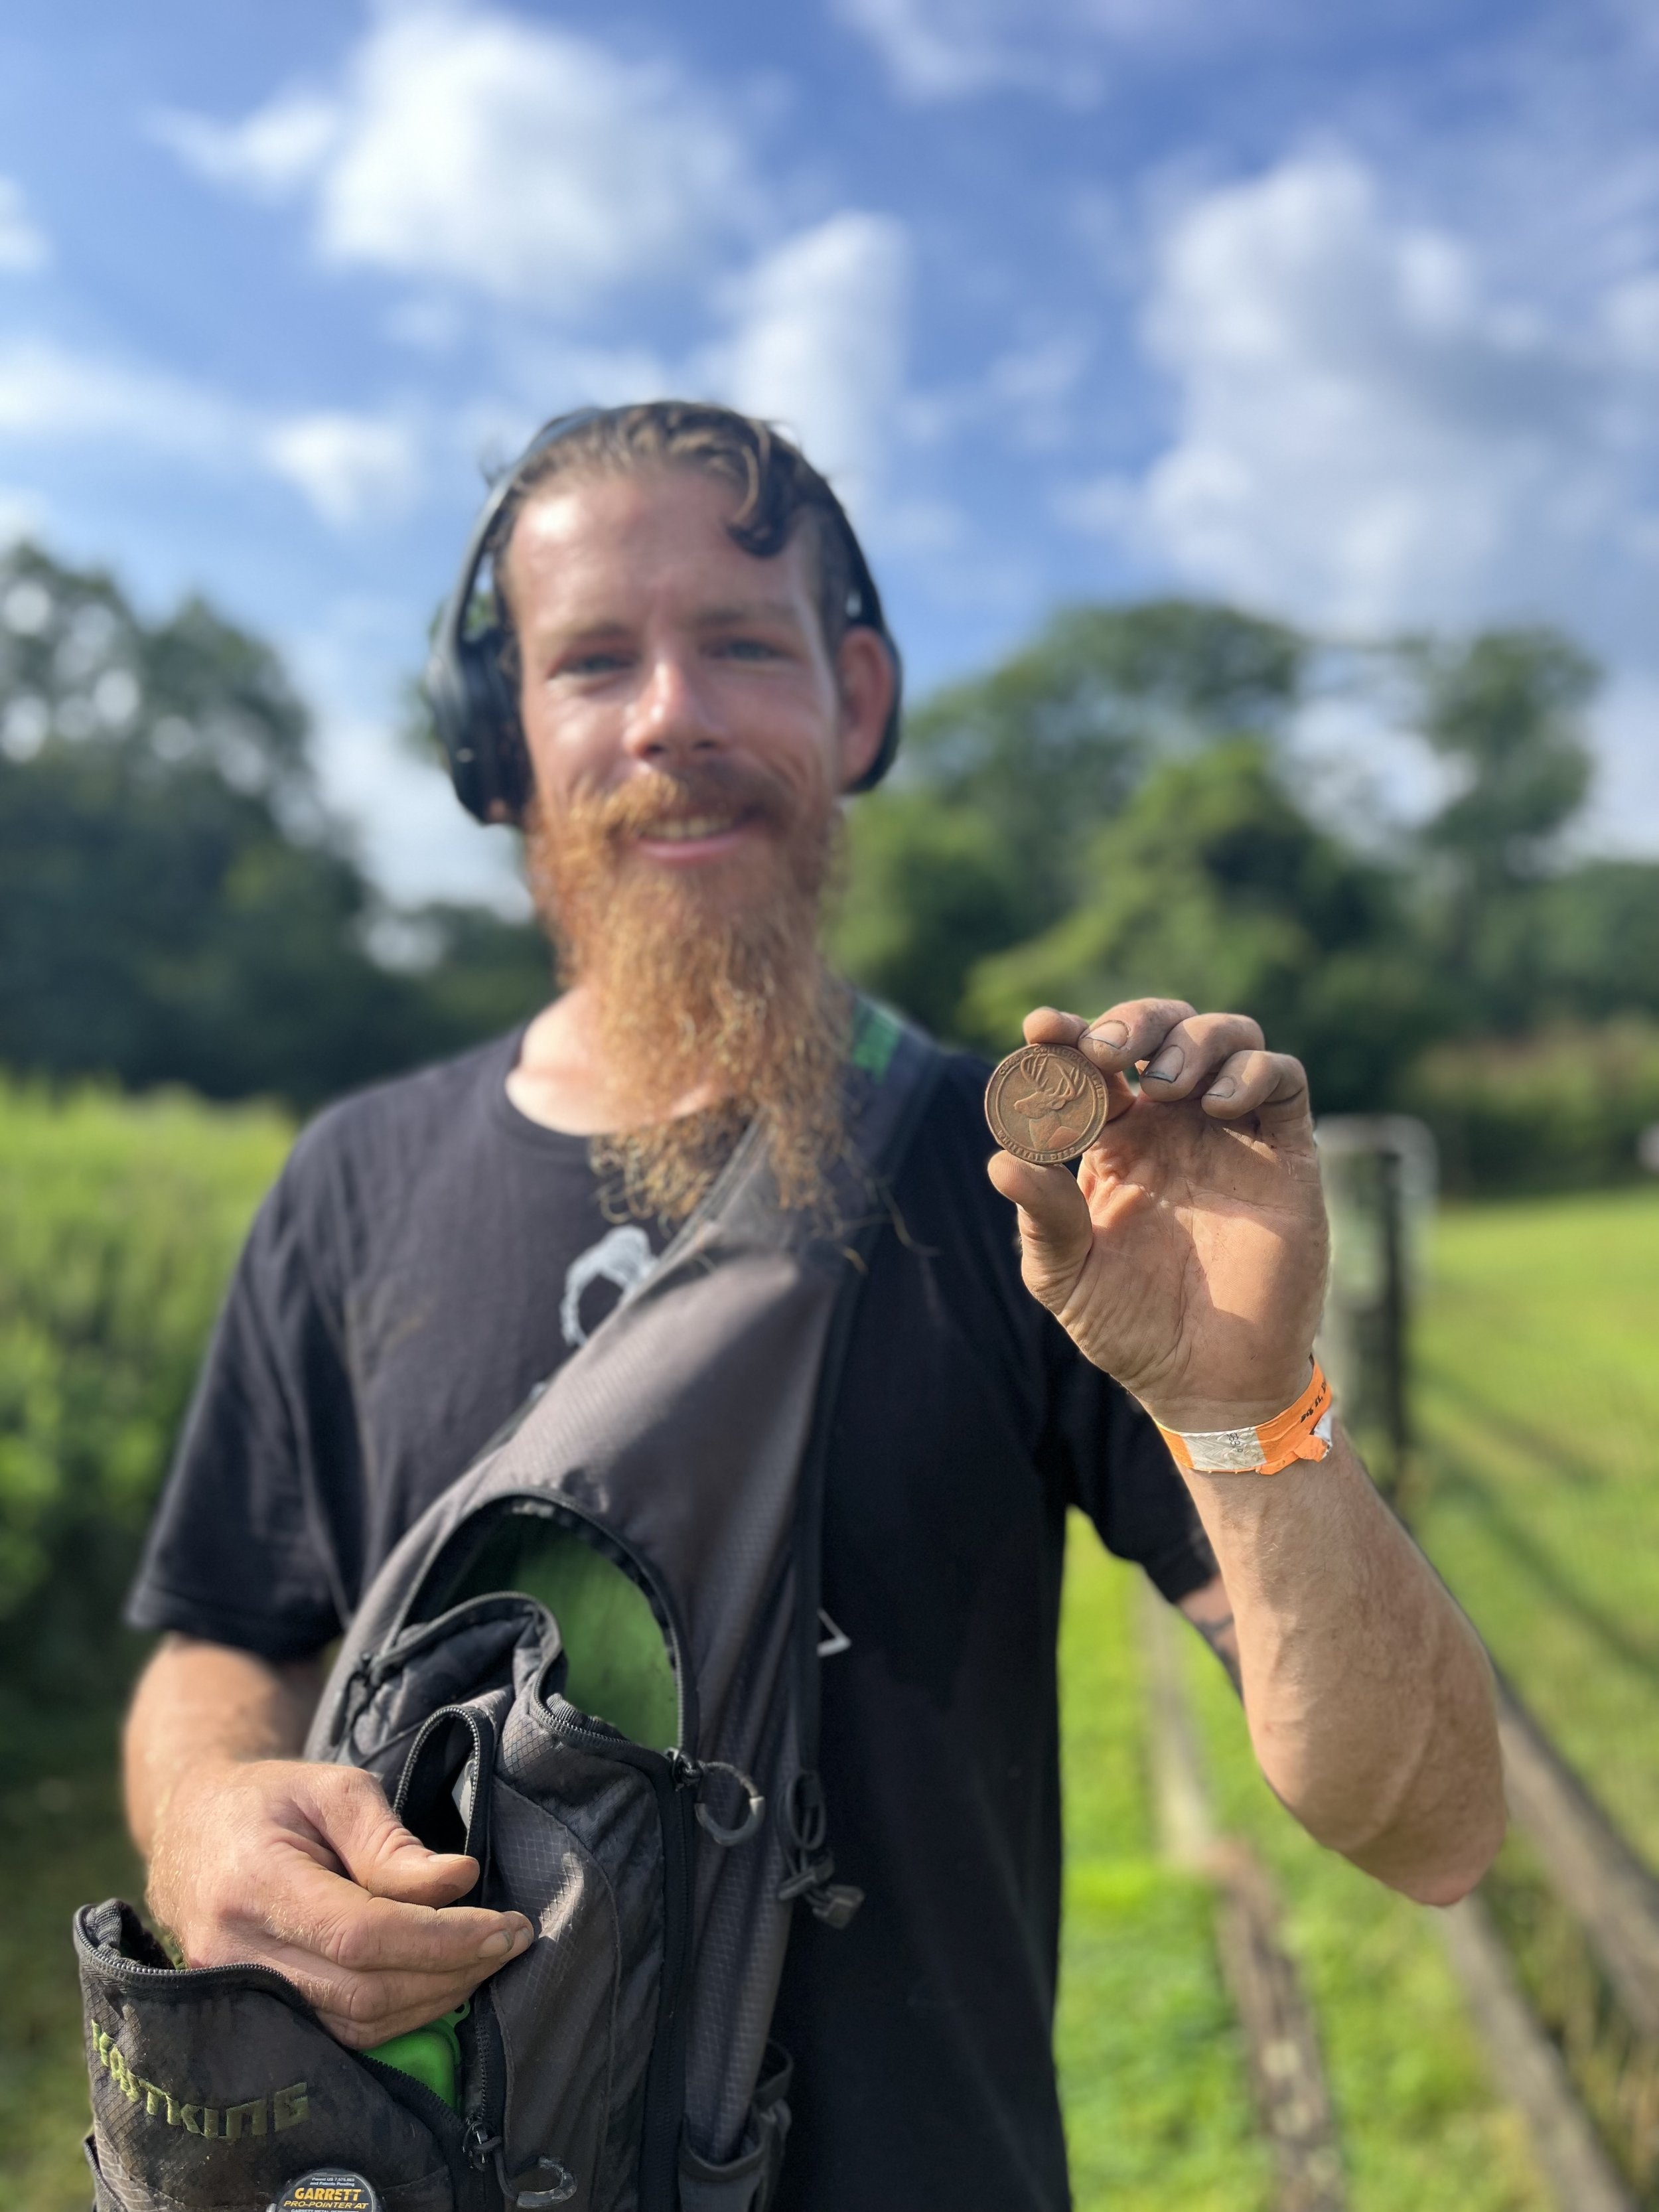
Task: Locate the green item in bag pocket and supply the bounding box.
[365,2001,467,2110]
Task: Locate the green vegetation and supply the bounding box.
[1055,1526,1271,2210]
[1054,1180,1659,2209]
[1181,1616,1549,2212]
[833,605,1659,1189]
[0,1081,284,2208]
[1057,1523,1548,2212]
[0,1082,291,1702]
[7,532,1656,1191]
[1406,1023,1659,1200]
[0,1728,143,2211]
[1410,1185,1659,1862]
[0,542,549,1110]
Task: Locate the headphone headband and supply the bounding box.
[425,406,904,823]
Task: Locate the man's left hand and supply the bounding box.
[986,997,1327,1432]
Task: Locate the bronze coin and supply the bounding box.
[984,1043,1110,1165]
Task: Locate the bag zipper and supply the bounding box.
[528,1692,703,2212]
[395,1494,719,2210]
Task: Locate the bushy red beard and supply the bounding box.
[524,757,850,1224]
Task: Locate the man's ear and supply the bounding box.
[834,627,897,792]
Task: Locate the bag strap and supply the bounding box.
[777,1003,949,1927]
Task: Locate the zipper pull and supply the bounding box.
[666,1749,765,1845]
[461,2119,500,2172]
[693,1759,766,1848]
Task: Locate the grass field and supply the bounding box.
[1056,1526,1550,2212]
[1052,1184,1659,2209]
[3,1184,1654,2205]
[1410,1185,1659,1866]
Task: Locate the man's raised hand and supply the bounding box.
[985,999,1329,1434]
[146,1756,532,2048]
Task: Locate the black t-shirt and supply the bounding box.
[127,1029,1215,2212]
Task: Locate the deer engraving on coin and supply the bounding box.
[983,1043,1110,1165]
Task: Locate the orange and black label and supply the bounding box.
[272,2172,382,2212]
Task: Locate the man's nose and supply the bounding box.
[622,650,725,765]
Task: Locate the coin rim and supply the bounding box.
[983,1043,1110,1165]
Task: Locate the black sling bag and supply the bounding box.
[76,1006,945,2212]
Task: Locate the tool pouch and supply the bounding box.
[75,1898,461,2212]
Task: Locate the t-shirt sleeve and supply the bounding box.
[124,1145,361,1660]
[1048,1324,1219,1603]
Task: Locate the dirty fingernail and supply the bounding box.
[1086,1020,1129,1047]
[478,1925,528,1960]
[1205,1077,1237,1101]
[1143,1048,1185,1083]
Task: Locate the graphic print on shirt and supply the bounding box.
[559,1222,657,1347]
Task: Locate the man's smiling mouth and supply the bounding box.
[638,812,746,842]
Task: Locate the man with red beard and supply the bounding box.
[123,404,1502,2209]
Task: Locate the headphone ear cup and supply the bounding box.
[843,629,904,794]
[426,625,531,823]
[470,636,532,819]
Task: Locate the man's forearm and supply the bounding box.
[1180,1424,1504,1905]
[123,1633,325,1860]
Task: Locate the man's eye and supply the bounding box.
[561,650,630,676]
[716,638,781,662]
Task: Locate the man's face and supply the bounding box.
[504,465,890,910]
[502,464,892,1220]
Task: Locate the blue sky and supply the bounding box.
[1,0,1654,905]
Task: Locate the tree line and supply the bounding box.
[2,540,1656,1183]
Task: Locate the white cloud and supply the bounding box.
[1082,150,1658,664]
[261,412,421,526]
[0,177,50,273]
[833,0,1232,102]
[0,338,240,453]
[710,213,911,520]
[152,94,340,199]
[0,335,422,530]
[156,3,753,311]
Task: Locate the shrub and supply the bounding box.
[1403,1020,1659,1195]
[0,1082,289,1708]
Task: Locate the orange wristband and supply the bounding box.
[1155,1363,1334,1477]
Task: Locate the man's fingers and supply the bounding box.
[318,1984,502,2051]
[259,1851,532,1978]
[1132,1011,1266,1098]
[298,1767,486,1909]
[1019,1004,1092,1049]
[1010,1005,1159,1122]
[986,1152,1094,1307]
[269,1943,515,2046]
[1070,997,1200,1073]
[1198,1049,1311,1129]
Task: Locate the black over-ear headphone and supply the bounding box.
[425,406,905,824]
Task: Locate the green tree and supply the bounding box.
[962,739,1438,1110]
[0,543,546,1106]
[1401,627,1602,1028]
[1532,862,1659,1023]
[1413,627,1597,887]
[835,600,1306,1039]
